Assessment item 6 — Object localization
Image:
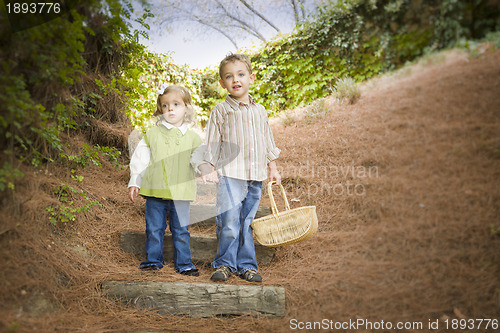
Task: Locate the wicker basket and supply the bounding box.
[251,181,318,247]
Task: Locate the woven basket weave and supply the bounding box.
[251,181,318,247]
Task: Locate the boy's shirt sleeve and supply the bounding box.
[202,107,223,166]
[190,133,204,174]
[262,106,281,163]
[128,138,150,188]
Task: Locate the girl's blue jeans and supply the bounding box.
[141,197,196,272]
[212,176,262,275]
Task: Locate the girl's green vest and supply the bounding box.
[139,125,202,201]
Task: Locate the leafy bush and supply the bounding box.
[119,51,224,131]
[246,0,499,112]
[0,0,146,188]
[46,183,101,226]
[0,161,24,191]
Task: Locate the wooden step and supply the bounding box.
[101,281,285,317]
[189,204,271,226]
[120,232,275,265]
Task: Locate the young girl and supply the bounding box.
[128,84,202,276]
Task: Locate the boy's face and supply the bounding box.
[219,60,255,103]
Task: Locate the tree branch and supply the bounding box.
[193,16,240,49]
[290,0,300,25]
[215,0,267,42]
[238,0,281,33]
[298,0,306,19]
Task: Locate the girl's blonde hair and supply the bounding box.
[155,85,196,125]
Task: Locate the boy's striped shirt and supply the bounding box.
[203,95,280,181]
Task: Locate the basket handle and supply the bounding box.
[267,181,291,216]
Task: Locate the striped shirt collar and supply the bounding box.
[225,94,256,109]
[161,120,188,135]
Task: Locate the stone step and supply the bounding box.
[189,204,271,226]
[120,232,275,265]
[101,281,285,318]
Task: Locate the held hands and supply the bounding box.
[199,163,219,184]
[129,186,139,202]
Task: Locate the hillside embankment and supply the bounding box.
[0,46,499,332]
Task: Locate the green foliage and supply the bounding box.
[120,50,224,131]
[0,0,146,180]
[0,161,24,191]
[60,143,125,170]
[1,0,498,198]
[490,224,500,237]
[46,183,101,226]
[7,321,20,333]
[60,143,100,169]
[95,144,124,170]
[246,0,499,112]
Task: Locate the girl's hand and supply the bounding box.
[199,163,219,184]
[129,186,140,202]
[202,170,219,184]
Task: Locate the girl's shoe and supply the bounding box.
[240,269,262,282]
[179,268,199,276]
[211,266,231,281]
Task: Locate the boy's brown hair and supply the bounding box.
[219,53,253,79]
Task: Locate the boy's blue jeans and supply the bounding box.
[141,197,196,272]
[212,176,262,275]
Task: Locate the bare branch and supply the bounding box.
[149,0,322,50]
[194,16,240,50]
[215,0,267,42]
[159,2,240,49]
[238,0,281,33]
[290,0,300,25]
[298,0,307,19]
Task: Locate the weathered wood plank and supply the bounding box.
[120,232,275,265]
[101,281,285,317]
[189,204,271,227]
[189,204,217,225]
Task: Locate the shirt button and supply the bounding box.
[176,140,180,145]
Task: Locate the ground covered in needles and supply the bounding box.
[1,46,499,332]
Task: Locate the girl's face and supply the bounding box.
[159,91,187,127]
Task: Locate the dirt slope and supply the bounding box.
[1,47,499,332]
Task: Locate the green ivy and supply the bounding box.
[119,50,224,131]
[46,183,101,226]
[245,0,499,112]
[0,161,24,191]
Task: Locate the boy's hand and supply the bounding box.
[268,161,281,185]
[199,163,219,184]
[129,186,140,202]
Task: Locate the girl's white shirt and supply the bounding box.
[128,121,189,189]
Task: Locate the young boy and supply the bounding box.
[197,53,281,283]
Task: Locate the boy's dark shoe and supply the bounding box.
[211,266,231,281]
[179,268,199,277]
[240,269,262,283]
[140,264,160,271]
